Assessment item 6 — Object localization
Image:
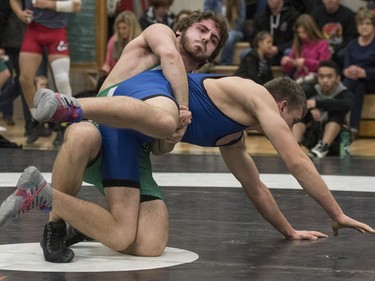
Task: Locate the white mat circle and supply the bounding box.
[0,242,199,272]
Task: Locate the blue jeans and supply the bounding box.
[344,78,375,130]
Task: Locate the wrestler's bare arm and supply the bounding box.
[251,88,375,235]
[143,24,189,107]
[102,24,188,107]
[219,136,327,240]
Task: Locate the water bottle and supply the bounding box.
[339,129,350,159]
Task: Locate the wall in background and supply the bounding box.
[170,1,202,13]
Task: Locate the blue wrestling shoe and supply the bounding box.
[0,166,52,227]
[34,89,83,123]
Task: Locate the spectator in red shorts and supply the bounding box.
[10,0,81,144]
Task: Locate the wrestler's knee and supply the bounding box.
[122,200,169,256]
[122,237,167,257]
[106,228,138,252]
[63,122,102,158]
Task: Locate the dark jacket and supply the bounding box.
[234,49,273,85]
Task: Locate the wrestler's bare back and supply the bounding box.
[203,76,278,132]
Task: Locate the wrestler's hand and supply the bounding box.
[331,214,375,236]
[178,105,192,129]
[286,230,328,240]
[165,126,186,144]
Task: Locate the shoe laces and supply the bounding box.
[51,94,80,122]
[46,223,66,250]
[16,182,47,214]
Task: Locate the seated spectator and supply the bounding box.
[34,75,48,90]
[281,14,331,83]
[107,0,147,39]
[253,0,300,65]
[100,10,142,77]
[342,7,375,138]
[219,0,247,65]
[311,0,357,69]
[139,0,175,30]
[292,60,354,158]
[234,31,274,85]
[0,77,22,148]
[0,58,10,90]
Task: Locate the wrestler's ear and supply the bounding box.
[279,100,288,112]
[175,30,182,37]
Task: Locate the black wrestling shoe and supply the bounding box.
[40,221,75,263]
[26,120,44,144]
[64,225,94,247]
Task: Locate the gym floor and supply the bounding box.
[1,148,375,281]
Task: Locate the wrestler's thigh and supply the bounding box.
[123,199,169,257]
[104,187,140,222]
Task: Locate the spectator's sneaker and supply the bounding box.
[311,141,329,158]
[41,221,75,263]
[0,166,52,227]
[34,89,83,123]
[64,225,94,247]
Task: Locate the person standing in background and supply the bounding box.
[0,0,33,130]
[9,0,81,145]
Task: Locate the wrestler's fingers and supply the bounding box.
[308,231,328,238]
[303,231,327,240]
[356,224,375,234]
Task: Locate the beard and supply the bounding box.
[179,32,210,64]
